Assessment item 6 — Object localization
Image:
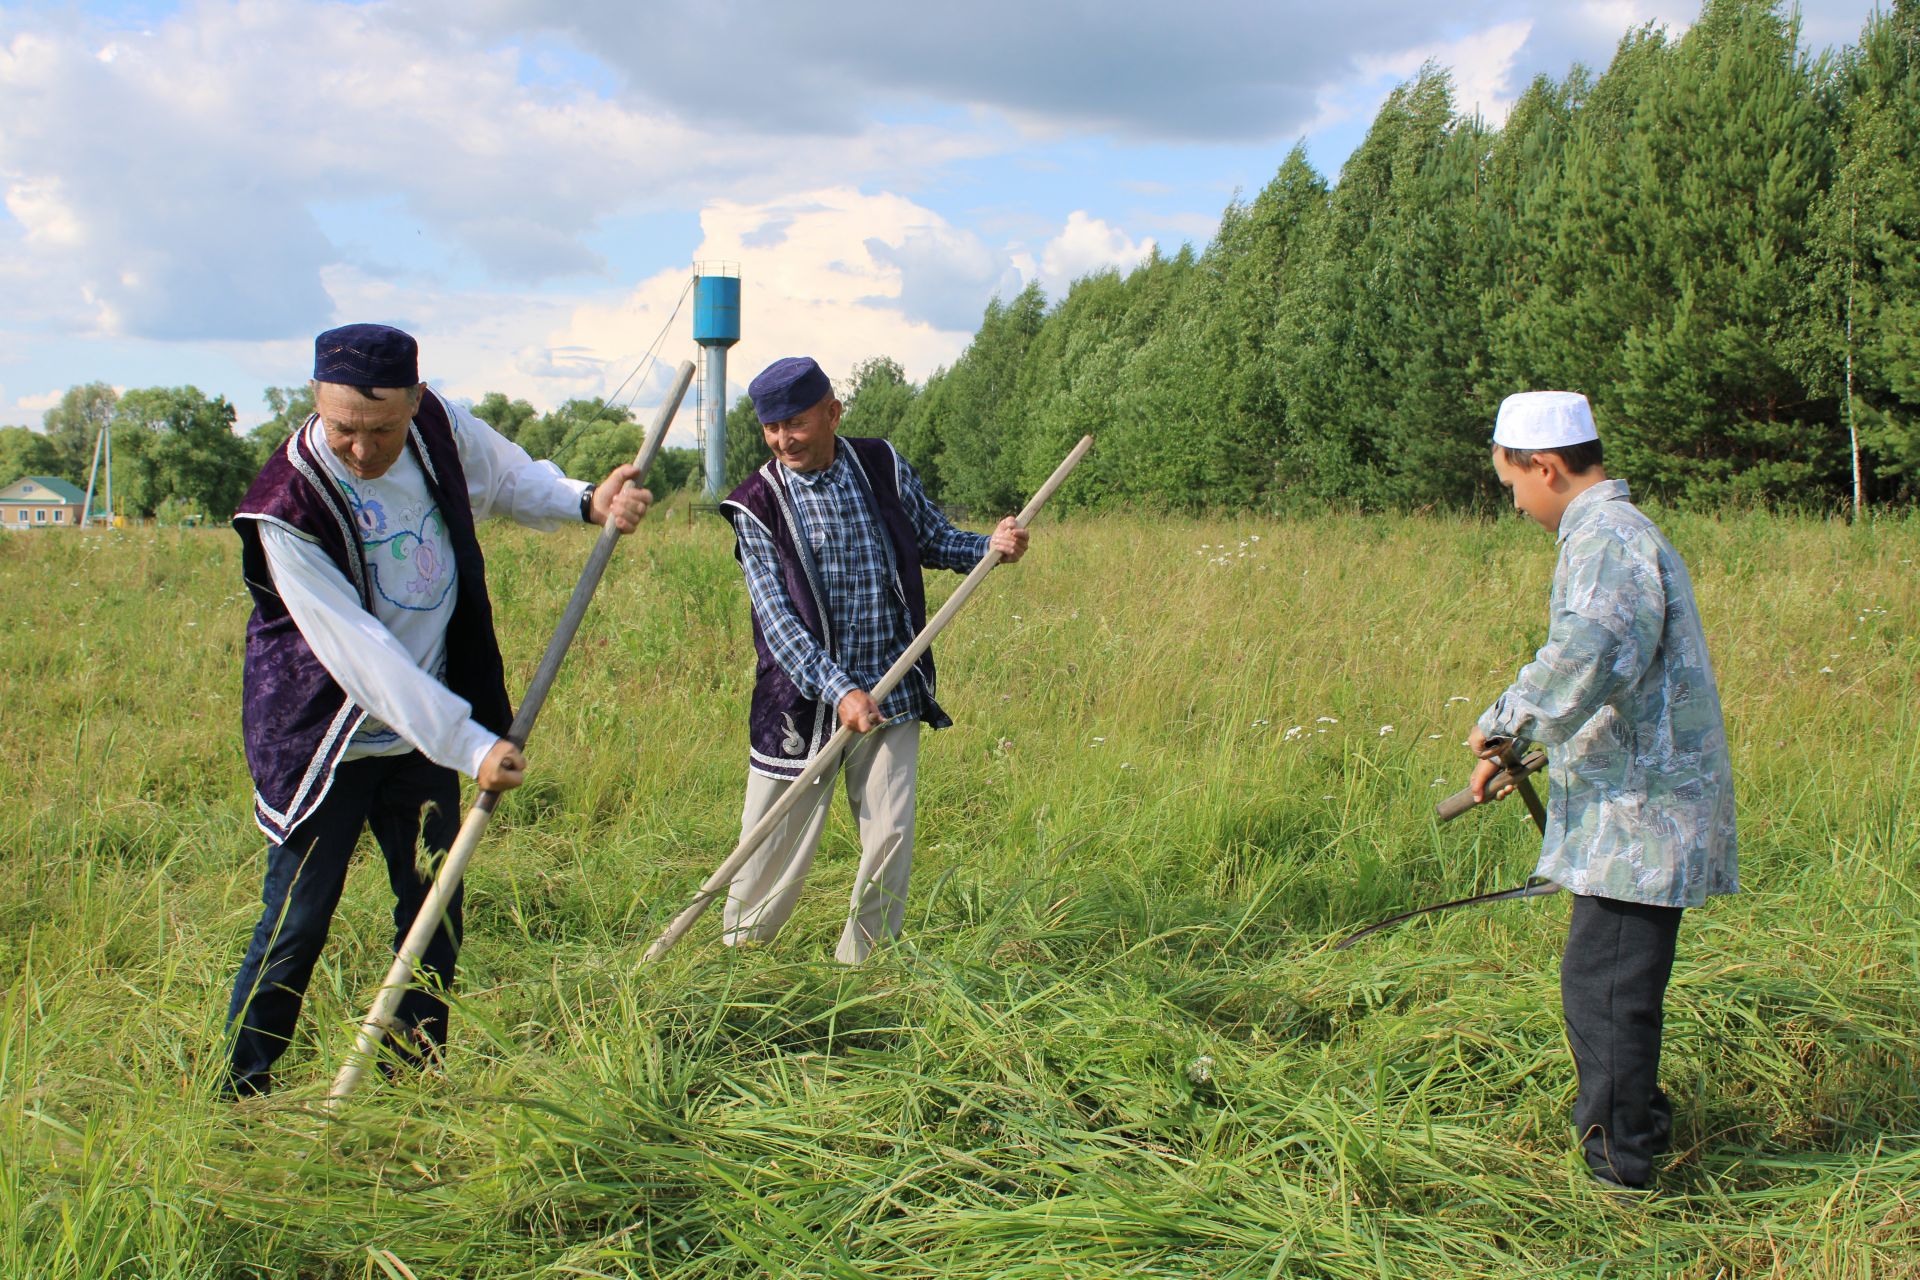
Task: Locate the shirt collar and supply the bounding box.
[1557,478,1630,543]
[303,415,342,482]
[784,445,846,490]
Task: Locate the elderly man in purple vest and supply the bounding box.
[222,323,651,1096]
[720,356,1029,963]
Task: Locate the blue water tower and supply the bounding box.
[693,262,741,498]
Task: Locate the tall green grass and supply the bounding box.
[2,504,1916,1277]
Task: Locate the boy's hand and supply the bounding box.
[1467,725,1517,804]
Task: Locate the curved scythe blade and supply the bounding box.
[1331,877,1562,951]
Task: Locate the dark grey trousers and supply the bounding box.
[1561,893,1684,1188]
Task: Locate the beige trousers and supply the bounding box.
[723,721,921,964]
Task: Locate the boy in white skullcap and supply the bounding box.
[1467,391,1737,1191]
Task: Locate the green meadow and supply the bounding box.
[2,504,1916,1278]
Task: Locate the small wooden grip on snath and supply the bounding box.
[1433,747,1547,822]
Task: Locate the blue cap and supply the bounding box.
[748,356,832,423]
[314,323,419,387]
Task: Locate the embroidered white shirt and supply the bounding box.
[259,393,591,777]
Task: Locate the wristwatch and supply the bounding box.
[579,485,595,523]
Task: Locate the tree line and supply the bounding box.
[0,383,701,521]
[737,0,1917,515]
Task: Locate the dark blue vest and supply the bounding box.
[721,437,941,779]
[232,388,511,841]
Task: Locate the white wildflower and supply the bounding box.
[1379,725,1394,735]
[1317,716,1338,724]
[1186,1055,1215,1085]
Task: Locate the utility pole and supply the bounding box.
[80,427,104,527]
[80,423,113,527]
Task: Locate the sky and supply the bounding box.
[0,0,1885,447]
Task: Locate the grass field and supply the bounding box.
[2,501,1917,1278]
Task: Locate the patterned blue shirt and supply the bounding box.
[1477,480,1738,907]
[734,442,989,723]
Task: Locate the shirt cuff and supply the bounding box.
[821,668,861,710]
[458,722,502,778]
[1477,700,1517,743]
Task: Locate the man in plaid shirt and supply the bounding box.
[719,356,1029,962]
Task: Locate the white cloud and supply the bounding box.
[544,189,997,436]
[357,190,1167,448]
[1349,19,1535,126]
[1573,2,1693,44]
[866,224,1026,332]
[0,1,1000,346]
[1035,212,1156,298]
[14,389,65,415]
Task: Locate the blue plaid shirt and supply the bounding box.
[734,443,989,723]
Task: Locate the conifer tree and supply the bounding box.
[839,356,916,442]
[1500,2,1836,502]
[1284,65,1459,503]
[934,283,1047,514]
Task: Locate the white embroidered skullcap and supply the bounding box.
[1493,391,1598,449]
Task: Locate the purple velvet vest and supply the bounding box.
[721,437,938,779]
[232,389,511,841]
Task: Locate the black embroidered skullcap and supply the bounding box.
[313,323,420,387]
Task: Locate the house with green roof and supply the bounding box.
[0,476,87,529]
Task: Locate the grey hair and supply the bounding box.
[311,380,424,406]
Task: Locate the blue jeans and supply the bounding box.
[224,752,462,1096]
